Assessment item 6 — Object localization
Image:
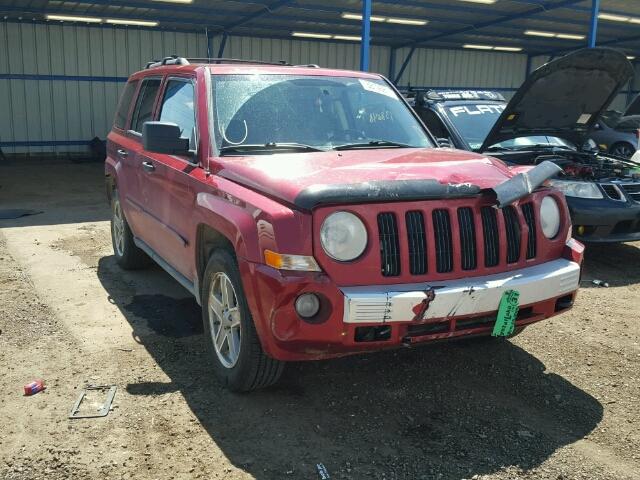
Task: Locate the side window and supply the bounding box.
[114,80,138,130]
[130,78,162,134]
[159,79,196,145]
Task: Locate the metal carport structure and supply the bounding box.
[1,0,640,154]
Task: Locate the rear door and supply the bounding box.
[126,76,163,245]
[139,76,199,277]
[107,80,141,230]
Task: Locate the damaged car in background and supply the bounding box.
[409,48,640,243]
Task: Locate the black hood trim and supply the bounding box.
[294,180,481,210]
[480,48,634,152]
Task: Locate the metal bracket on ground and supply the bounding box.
[69,385,117,419]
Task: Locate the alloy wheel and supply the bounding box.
[112,200,125,257]
[208,272,242,368]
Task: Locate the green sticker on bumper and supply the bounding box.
[492,289,520,337]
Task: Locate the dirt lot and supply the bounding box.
[1,158,639,480]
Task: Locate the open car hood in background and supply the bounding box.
[479,48,634,152]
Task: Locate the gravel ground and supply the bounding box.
[0,159,639,480]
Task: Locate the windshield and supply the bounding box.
[441,103,505,150]
[442,102,572,151]
[211,74,433,152]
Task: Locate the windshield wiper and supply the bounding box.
[219,142,326,155]
[333,140,413,150]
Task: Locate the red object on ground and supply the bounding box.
[24,380,45,396]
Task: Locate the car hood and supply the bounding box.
[480,48,634,152]
[215,148,516,209]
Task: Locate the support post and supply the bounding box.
[588,0,600,48]
[206,28,212,58]
[388,47,397,83]
[394,46,416,85]
[525,55,532,77]
[360,0,372,71]
[217,32,228,58]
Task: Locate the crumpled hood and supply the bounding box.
[214,147,515,209]
[480,47,634,151]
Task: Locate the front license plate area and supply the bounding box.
[492,289,520,337]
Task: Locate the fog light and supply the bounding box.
[577,225,585,236]
[295,293,320,318]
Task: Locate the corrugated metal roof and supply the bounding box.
[1,0,639,57]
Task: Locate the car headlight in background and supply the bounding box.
[540,196,561,239]
[320,211,368,261]
[547,179,603,199]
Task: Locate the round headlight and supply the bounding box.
[540,196,561,239]
[320,211,367,261]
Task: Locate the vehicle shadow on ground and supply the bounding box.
[581,242,640,288]
[97,255,603,480]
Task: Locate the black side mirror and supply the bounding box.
[143,121,191,156]
[436,137,452,148]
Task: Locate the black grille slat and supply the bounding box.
[503,206,521,264]
[457,207,477,270]
[432,209,453,273]
[602,185,622,200]
[406,211,427,275]
[620,183,640,202]
[481,207,499,267]
[521,203,537,259]
[377,213,400,276]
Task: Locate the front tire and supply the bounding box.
[202,250,284,392]
[110,190,150,269]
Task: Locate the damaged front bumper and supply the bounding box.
[341,259,580,324]
[242,241,583,362]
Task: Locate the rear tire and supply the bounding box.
[110,189,150,270]
[201,250,284,392]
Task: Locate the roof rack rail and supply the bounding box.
[145,56,322,69]
[186,57,292,66]
[145,55,190,69]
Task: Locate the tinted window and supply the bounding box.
[114,80,138,130]
[159,80,196,141]
[131,78,162,133]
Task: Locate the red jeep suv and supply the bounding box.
[106,56,583,392]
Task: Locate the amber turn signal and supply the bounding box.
[264,249,321,272]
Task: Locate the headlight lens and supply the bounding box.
[547,179,603,199]
[320,211,367,261]
[540,196,561,239]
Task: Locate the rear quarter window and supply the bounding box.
[114,80,138,130]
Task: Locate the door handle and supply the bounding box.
[142,161,155,173]
[117,149,129,158]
